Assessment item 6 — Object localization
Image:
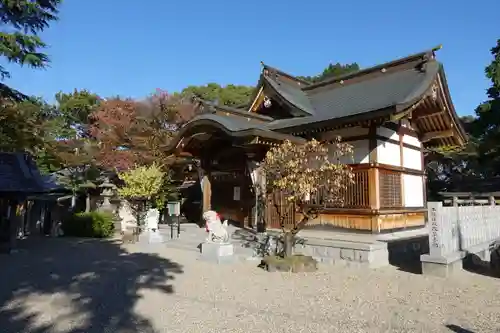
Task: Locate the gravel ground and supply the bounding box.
[0,237,499,333]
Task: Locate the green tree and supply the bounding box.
[0,97,53,152]
[55,89,101,138]
[0,0,61,100]
[180,83,254,107]
[0,97,64,173]
[298,62,360,83]
[54,139,100,210]
[425,116,481,198]
[472,39,500,176]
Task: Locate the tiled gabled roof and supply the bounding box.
[0,153,48,193]
[260,48,441,130]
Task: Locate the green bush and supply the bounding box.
[62,211,115,238]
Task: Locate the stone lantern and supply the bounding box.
[99,177,117,212]
[99,177,121,235]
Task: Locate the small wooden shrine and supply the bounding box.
[169,46,467,233]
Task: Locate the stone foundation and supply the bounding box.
[294,237,389,268]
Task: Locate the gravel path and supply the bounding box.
[0,237,499,333]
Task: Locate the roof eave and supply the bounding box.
[436,66,468,145]
[273,107,397,134]
[165,117,305,153]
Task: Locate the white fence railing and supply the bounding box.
[428,202,500,258]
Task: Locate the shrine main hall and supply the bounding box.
[170,46,466,234]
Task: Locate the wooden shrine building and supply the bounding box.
[169,46,467,233]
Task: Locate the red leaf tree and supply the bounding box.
[90,98,140,171]
[90,91,197,172]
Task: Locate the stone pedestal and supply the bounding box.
[200,242,234,263]
[421,253,464,278]
[138,230,165,245]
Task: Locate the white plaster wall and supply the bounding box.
[329,140,369,164]
[321,126,369,142]
[402,134,421,148]
[402,147,422,170]
[376,140,401,166]
[403,174,424,207]
[376,126,399,141]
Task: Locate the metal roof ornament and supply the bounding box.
[263,96,272,108]
[430,82,439,101]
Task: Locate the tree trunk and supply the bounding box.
[85,193,91,213]
[71,195,76,209]
[283,231,294,257]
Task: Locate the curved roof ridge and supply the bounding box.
[303,45,443,91]
[195,98,273,121]
[260,62,312,86]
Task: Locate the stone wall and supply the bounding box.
[294,237,389,268]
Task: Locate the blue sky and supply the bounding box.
[4,0,499,116]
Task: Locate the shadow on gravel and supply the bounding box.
[386,236,429,275]
[231,228,259,246]
[446,323,475,332]
[462,253,500,279]
[0,237,183,333]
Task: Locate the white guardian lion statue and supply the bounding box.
[203,210,229,243]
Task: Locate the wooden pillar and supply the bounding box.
[197,158,212,222]
[399,129,405,207]
[368,168,380,210]
[368,125,380,232]
[368,168,380,232]
[201,174,211,213]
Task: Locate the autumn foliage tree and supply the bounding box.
[261,138,354,257]
[90,98,140,170]
[91,90,197,172]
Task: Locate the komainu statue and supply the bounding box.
[203,210,229,243]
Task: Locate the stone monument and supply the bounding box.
[144,208,164,244]
[200,210,234,263]
[118,201,136,232]
[118,201,139,243]
[145,208,159,232]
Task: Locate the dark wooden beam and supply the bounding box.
[421,129,454,142]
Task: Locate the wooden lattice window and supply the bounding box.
[379,170,402,208]
[306,169,370,208]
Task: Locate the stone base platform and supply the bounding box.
[200,242,235,264]
[294,237,389,268]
